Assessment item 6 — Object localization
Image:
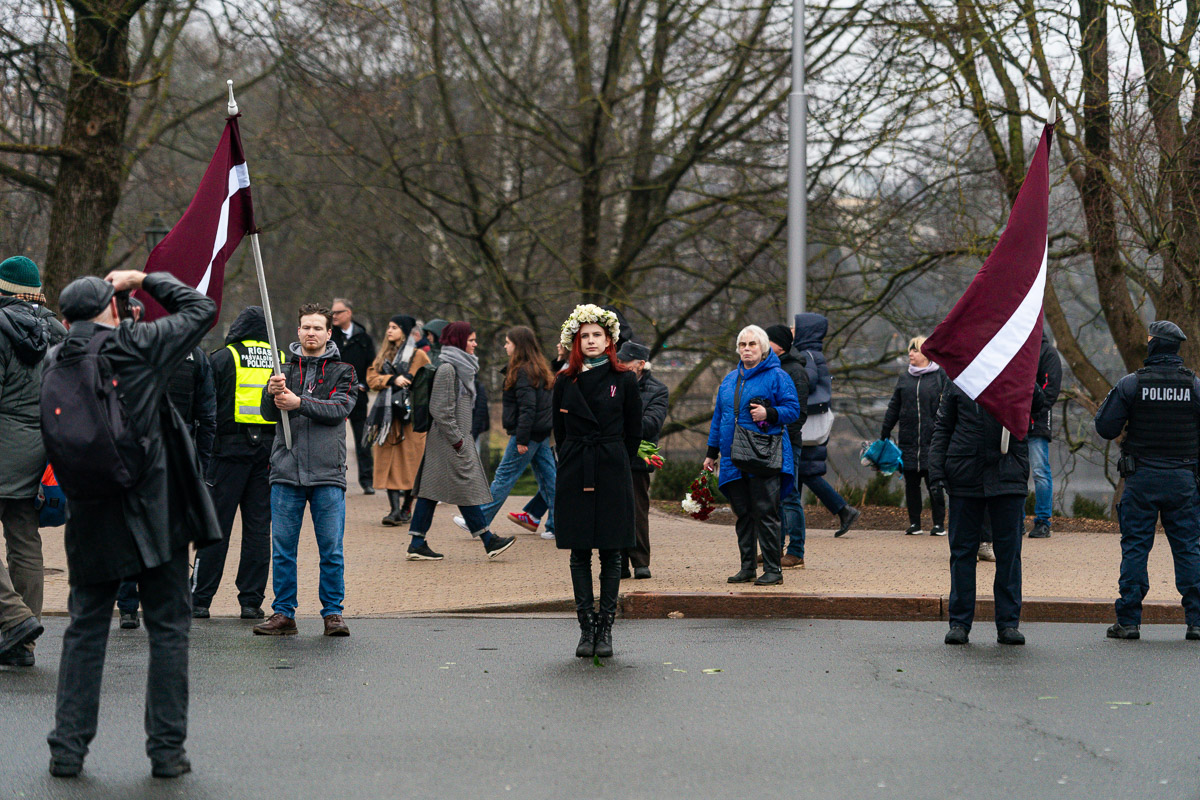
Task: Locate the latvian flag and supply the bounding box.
[920,117,1053,440]
[137,115,255,321]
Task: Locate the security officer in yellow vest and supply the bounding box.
[191,306,282,619]
[1095,320,1200,642]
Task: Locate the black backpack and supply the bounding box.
[40,330,146,500]
[408,363,438,433]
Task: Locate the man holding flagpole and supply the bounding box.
[922,106,1057,646]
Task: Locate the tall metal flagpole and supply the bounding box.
[229,79,292,450]
[787,0,807,319]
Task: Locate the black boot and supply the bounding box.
[575,611,596,658]
[382,490,403,526]
[593,612,614,658]
[397,491,414,524]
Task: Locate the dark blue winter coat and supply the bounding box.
[793,313,833,477]
[706,350,801,498]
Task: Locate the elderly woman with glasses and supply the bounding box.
[703,325,801,586]
[880,335,950,536]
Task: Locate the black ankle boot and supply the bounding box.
[382,490,402,526]
[398,491,414,523]
[593,612,614,658]
[576,611,596,658]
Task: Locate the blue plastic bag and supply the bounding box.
[860,439,904,476]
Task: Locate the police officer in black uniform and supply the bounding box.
[190,306,277,620]
[1094,320,1200,642]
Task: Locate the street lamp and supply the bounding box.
[787,0,807,317]
[143,213,170,253]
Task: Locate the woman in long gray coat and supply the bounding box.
[553,305,642,659]
[405,322,515,562]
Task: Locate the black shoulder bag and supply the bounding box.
[729,372,783,477]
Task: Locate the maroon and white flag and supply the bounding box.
[137,115,255,321]
[920,119,1053,440]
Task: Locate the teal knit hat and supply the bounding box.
[0,256,41,295]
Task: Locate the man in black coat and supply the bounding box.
[47,270,220,779]
[617,341,669,579]
[929,381,1044,647]
[331,298,376,494]
[1094,320,1200,642]
[767,326,810,568]
[190,306,277,621]
[1027,334,1062,538]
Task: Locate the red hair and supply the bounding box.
[562,330,629,377]
[440,321,474,351]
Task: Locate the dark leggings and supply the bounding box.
[570,549,621,616]
[904,470,945,527]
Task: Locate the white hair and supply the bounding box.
[735,325,770,358]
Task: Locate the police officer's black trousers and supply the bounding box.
[947,494,1024,632]
[49,548,190,764]
[191,452,271,610]
[1115,468,1200,626]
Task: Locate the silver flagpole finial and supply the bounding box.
[1048,98,1057,126]
[227,79,238,116]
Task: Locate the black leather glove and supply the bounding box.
[929,480,945,495]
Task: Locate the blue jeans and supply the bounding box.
[525,494,548,520]
[781,453,806,558]
[479,437,556,533]
[1028,436,1052,525]
[802,475,846,515]
[1115,468,1200,627]
[270,484,346,618]
[409,497,488,537]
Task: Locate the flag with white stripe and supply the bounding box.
[137,115,255,321]
[920,119,1053,440]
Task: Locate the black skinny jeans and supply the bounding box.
[570,549,622,616]
[904,470,945,527]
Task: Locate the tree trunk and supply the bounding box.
[42,3,137,304]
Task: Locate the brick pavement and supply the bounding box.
[36,488,1186,618]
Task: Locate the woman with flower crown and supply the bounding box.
[552,305,643,658]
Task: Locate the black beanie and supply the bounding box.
[390,314,416,338]
[765,325,792,352]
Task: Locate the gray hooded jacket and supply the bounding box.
[261,341,356,489]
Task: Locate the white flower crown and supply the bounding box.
[560,304,621,350]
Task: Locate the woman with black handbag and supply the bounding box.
[366,315,430,525]
[703,325,801,586]
[553,305,642,658]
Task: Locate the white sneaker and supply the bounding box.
[977,542,996,562]
[540,531,555,540]
[452,515,469,533]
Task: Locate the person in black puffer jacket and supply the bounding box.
[455,326,558,539]
[930,379,1045,647]
[766,326,810,568]
[881,335,949,536]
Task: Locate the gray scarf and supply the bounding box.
[439,344,478,402]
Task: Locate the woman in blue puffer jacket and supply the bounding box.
[704,325,801,586]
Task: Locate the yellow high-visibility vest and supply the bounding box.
[228,341,283,425]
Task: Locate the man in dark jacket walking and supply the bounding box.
[0,256,66,666]
[253,304,356,638]
[1027,333,1062,538]
[331,298,376,494]
[767,326,810,567]
[46,270,220,779]
[190,307,277,621]
[1094,321,1200,642]
[618,341,669,579]
[930,382,1044,647]
[792,314,860,536]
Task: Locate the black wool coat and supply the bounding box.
[929,382,1041,499]
[552,362,642,550]
[57,274,222,585]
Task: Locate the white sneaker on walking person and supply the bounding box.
[540,531,555,540]
[452,515,469,533]
[978,542,996,562]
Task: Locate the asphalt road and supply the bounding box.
[1,617,1198,800]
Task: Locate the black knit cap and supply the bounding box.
[390,314,416,338]
[765,324,792,352]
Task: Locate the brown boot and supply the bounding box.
[781,554,805,569]
[252,613,297,636]
[323,614,350,636]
